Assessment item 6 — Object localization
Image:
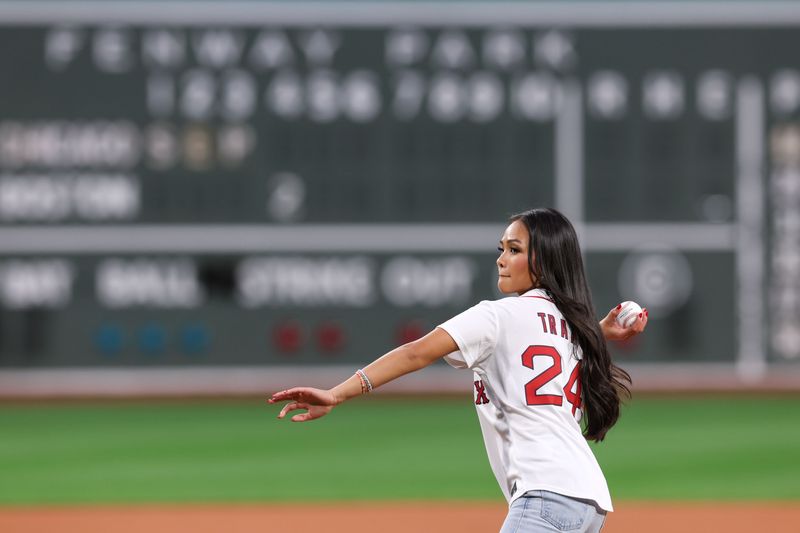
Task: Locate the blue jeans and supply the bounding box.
[499,490,607,533]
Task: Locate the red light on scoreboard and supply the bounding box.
[316,322,345,354]
[396,320,425,346]
[273,321,303,354]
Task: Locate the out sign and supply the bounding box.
[381,257,476,307]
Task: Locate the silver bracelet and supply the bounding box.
[356,368,373,393]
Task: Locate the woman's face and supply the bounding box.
[496,220,537,295]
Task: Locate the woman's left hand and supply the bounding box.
[600,304,648,342]
[268,387,338,422]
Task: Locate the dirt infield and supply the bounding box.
[1,502,798,532]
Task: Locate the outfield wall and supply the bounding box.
[1,2,799,396]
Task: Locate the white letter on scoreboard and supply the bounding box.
[45,27,84,71]
[93,27,134,73]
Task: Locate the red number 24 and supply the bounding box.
[521,345,582,416]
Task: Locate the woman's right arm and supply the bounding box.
[268,327,458,422]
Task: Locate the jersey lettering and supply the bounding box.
[521,345,563,406]
[536,312,570,341]
[474,379,490,405]
[537,312,547,332]
[548,315,557,335]
[520,344,582,419]
[564,362,582,416]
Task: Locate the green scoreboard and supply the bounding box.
[0,2,798,380]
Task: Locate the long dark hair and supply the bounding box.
[511,208,631,442]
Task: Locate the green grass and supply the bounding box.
[593,396,800,501]
[0,395,798,505]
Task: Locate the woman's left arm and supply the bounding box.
[269,328,458,422]
[600,303,648,342]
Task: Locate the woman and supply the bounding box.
[270,208,647,532]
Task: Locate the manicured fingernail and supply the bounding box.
[638,313,642,318]
[616,304,621,310]
[645,309,649,316]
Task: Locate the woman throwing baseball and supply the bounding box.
[270,208,647,532]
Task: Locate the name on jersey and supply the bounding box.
[537,312,570,341]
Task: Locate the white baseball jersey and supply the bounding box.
[438,288,613,511]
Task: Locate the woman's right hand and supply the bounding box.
[600,303,648,342]
[268,387,339,422]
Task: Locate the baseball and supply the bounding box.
[615,301,643,328]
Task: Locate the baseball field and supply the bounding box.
[1,394,799,532]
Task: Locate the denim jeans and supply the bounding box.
[499,490,607,533]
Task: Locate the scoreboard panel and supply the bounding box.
[0,2,798,376]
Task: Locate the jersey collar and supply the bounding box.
[520,288,552,301]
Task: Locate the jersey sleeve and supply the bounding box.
[437,300,499,370]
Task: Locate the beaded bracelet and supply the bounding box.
[356,368,373,394]
[357,371,367,394]
[356,370,367,394]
